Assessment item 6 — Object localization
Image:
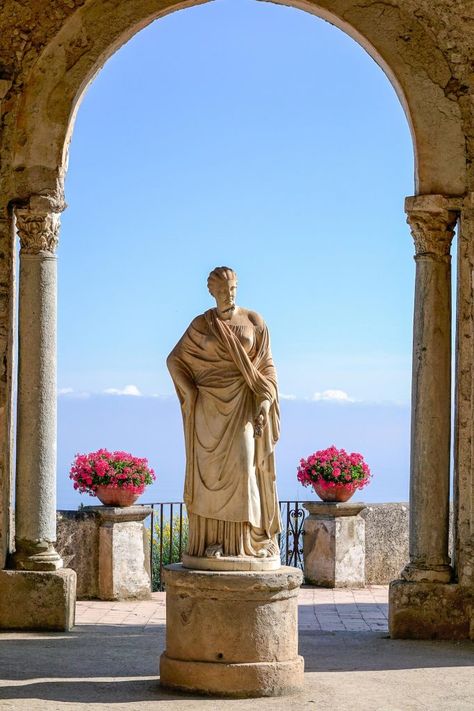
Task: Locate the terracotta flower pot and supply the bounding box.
[312,481,355,503]
[95,485,140,507]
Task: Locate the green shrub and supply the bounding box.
[148,514,189,591]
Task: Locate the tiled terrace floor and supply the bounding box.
[76,585,389,632]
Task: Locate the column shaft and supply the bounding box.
[402,195,458,583]
[12,197,63,570]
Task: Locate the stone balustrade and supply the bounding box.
[56,502,453,597]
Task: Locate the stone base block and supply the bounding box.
[159,564,304,697]
[0,568,76,631]
[389,580,472,640]
[160,654,304,698]
[303,502,365,587]
[182,552,280,571]
[85,505,152,600]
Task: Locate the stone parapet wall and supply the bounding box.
[57,510,100,599]
[361,503,409,584]
[361,503,454,584]
[59,503,455,594]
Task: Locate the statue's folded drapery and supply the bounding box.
[167,308,281,557]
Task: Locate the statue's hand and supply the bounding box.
[254,399,270,437]
[254,413,264,438]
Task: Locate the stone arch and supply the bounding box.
[6,0,467,204]
[0,0,471,644]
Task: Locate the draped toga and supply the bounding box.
[167,308,281,557]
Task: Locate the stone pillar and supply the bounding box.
[0,208,15,570]
[389,195,472,641]
[84,505,152,600]
[453,195,474,591]
[160,565,304,697]
[12,195,63,571]
[303,501,365,587]
[401,194,458,584]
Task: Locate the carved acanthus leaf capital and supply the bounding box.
[406,209,458,258]
[15,206,61,255]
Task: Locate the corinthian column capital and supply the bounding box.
[15,195,65,255]
[405,195,459,260]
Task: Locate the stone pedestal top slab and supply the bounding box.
[182,552,281,572]
[164,563,302,599]
[83,504,152,523]
[303,501,366,517]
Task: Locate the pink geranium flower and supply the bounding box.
[297,445,372,492]
[69,449,156,497]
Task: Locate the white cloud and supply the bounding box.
[280,393,297,400]
[103,384,142,397]
[312,389,355,403]
[57,388,91,399]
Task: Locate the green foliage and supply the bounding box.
[148,514,189,591]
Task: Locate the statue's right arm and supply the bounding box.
[166,316,206,410]
[167,347,197,405]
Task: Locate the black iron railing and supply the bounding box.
[142,500,307,591]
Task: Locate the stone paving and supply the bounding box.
[75,585,389,632]
[1,583,473,711]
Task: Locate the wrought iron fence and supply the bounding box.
[142,500,307,591]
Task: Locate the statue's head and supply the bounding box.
[208,266,238,314]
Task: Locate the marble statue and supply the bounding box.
[167,266,281,566]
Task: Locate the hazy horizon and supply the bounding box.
[57,392,410,511]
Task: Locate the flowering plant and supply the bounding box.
[70,449,156,497]
[297,445,371,493]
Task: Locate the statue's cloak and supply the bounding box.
[167,308,280,537]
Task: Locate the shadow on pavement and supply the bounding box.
[0,623,472,705]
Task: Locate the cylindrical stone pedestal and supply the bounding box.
[303,501,366,587]
[84,505,152,600]
[160,564,304,697]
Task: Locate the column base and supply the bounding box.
[0,568,76,630]
[389,579,472,640]
[160,564,304,697]
[160,653,304,698]
[401,562,452,583]
[12,539,63,571]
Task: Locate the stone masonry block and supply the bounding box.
[389,580,472,640]
[0,568,76,631]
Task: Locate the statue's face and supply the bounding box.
[214,280,237,312]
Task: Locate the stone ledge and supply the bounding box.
[83,505,152,524]
[160,653,304,698]
[389,580,472,640]
[163,564,303,598]
[303,501,366,517]
[0,568,76,631]
[182,552,281,571]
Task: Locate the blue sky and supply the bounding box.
[56,0,415,507]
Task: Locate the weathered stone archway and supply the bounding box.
[0,0,472,638]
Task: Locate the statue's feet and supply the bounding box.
[256,540,280,558]
[205,543,223,558]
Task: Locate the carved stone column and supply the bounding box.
[402,195,458,583]
[12,195,63,570]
